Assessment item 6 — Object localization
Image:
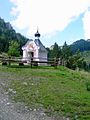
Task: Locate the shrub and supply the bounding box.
[2,62,7,65]
[19,62,24,66]
[86,82,90,91]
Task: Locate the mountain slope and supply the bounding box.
[81,50,90,63]
[0,17,28,53]
[70,39,90,53]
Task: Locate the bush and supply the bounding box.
[2,62,7,65]
[86,82,90,91]
[19,62,24,66]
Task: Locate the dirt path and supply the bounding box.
[0,72,65,120]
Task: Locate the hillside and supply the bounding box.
[0,65,89,120]
[0,17,28,53]
[70,39,90,53]
[81,51,90,63]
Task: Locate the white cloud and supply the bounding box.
[82,9,90,39]
[10,0,90,36]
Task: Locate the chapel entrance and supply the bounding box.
[31,52,34,60]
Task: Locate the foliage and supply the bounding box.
[52,42,60,58]
[0,17,28,54]
[66,51,84,70]
[86,82,90,91]
[47,39,90,61]
[81,51,90,63]
[61,41,72,60]
[47,41,72,60]
[47,42,61,59]
[8,41,20,57]
[47,42,89,71]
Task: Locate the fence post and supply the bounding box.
[54,58,57,69]
[31,58,33,68]
[8,57,11,66]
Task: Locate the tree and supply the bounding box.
[8,41,20,57]
[61,41,72,60]
[0,18,28,54]
[53,42,60,58]
[47,42,61,59]
[66,50,84,70]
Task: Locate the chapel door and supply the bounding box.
[31,52,34,60]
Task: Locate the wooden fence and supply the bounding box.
[0,56,65,68]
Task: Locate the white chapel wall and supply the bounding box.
[23,50,28,60]
[39,52,47,61]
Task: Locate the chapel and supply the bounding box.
[22,30,48,64]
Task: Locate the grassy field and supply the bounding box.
[0,65,90,120]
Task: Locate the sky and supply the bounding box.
[0,0,90,47]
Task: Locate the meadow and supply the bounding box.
[0,65,90,120]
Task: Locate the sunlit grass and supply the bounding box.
[0,65,90,120]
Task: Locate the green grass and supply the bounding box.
[0,65,90,120]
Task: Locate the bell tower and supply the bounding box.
[34,28,40,39]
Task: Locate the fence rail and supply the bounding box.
[0,56,65,68]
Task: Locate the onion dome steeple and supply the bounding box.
[34,29,40,38]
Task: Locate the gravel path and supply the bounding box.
[0,72,65,120]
